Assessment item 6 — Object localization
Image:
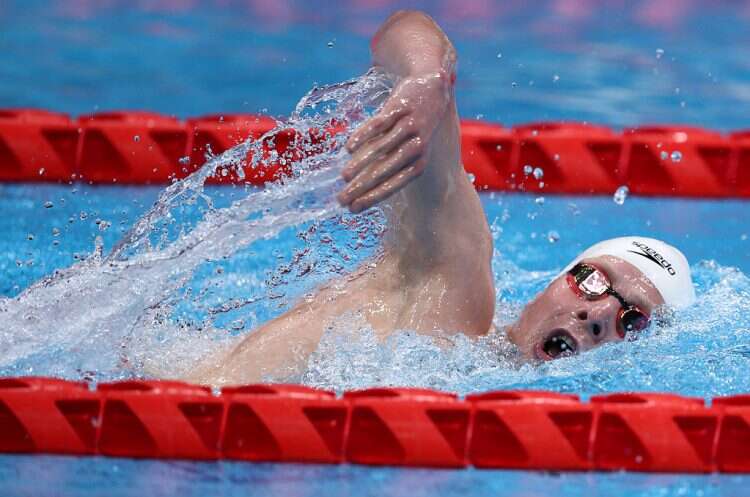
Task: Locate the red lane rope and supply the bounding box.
[0,377,749,472]
[1,109,748,196]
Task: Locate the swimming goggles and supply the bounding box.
[566,262,650,338]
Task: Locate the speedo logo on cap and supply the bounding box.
[628,241,676,276]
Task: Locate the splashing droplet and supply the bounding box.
[547,230,560,243]
[670,151,682,162]
[533,167,544,180]
[535,196,545,205]
[613,185,629,205]
[43,201,54,209]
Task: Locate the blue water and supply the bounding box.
[2,1,750,496]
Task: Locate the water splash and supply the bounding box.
[1,71,749,400]
[0,69,392,381]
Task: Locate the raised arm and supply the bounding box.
[186,11,494,386]
[337,10,458,213]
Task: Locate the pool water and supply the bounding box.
[2,1,750,496]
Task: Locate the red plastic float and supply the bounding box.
[1,108,749,197]
[1,377,750,472]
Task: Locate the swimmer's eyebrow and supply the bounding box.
[598,259,654,310]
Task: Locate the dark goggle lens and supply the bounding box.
[619,308,650,335]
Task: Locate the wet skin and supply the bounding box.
[507,255,665,361]
[185,11,664,385]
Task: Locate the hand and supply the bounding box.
[337,71,451,213]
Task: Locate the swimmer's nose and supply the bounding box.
[574,301,617,341]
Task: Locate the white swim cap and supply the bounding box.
[562,236,696,309]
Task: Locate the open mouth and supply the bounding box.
[540,329,578,360]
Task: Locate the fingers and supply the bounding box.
[346,103,407,154]
[342,120,415,182]
[338,137,423,207]
[349,158,428,213]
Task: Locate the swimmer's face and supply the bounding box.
[507,255,665,361]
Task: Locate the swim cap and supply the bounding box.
[562,236,696,309]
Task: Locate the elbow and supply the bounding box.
[372,10,456,74]
[386,9,433,25]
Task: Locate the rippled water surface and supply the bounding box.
[2,1,750,496]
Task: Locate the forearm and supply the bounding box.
[371,11,456,79]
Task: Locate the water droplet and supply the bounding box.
[496,52,503,59]
[79,211,88,220]
[670,150,682,162]
[495,144,503,151]
[511,82,518,88]
[553,74,560,82]
[27,234,34,241]
[178,156,190,165]
[533,167,544,180]
[613,185,629,205]
[547,230,560,243]
[553,154,560,161]
[467,173,476,184]
[231,319,245,330]
[52,227,60,236]
[523,165,533,175]
[327,41,335,48]
[535,196,545,205]
[660,150,669,160]
[133,135,141,142]
[43,201,54,209]
[531,129,539,136]
[741,234,748,241]
[655,48,664,59]
[38,167,45,176]
[475,113,484,120]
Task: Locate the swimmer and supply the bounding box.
[187,11,695,385]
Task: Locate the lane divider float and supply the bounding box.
[0,109,748,196]
[1,378,749,472]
